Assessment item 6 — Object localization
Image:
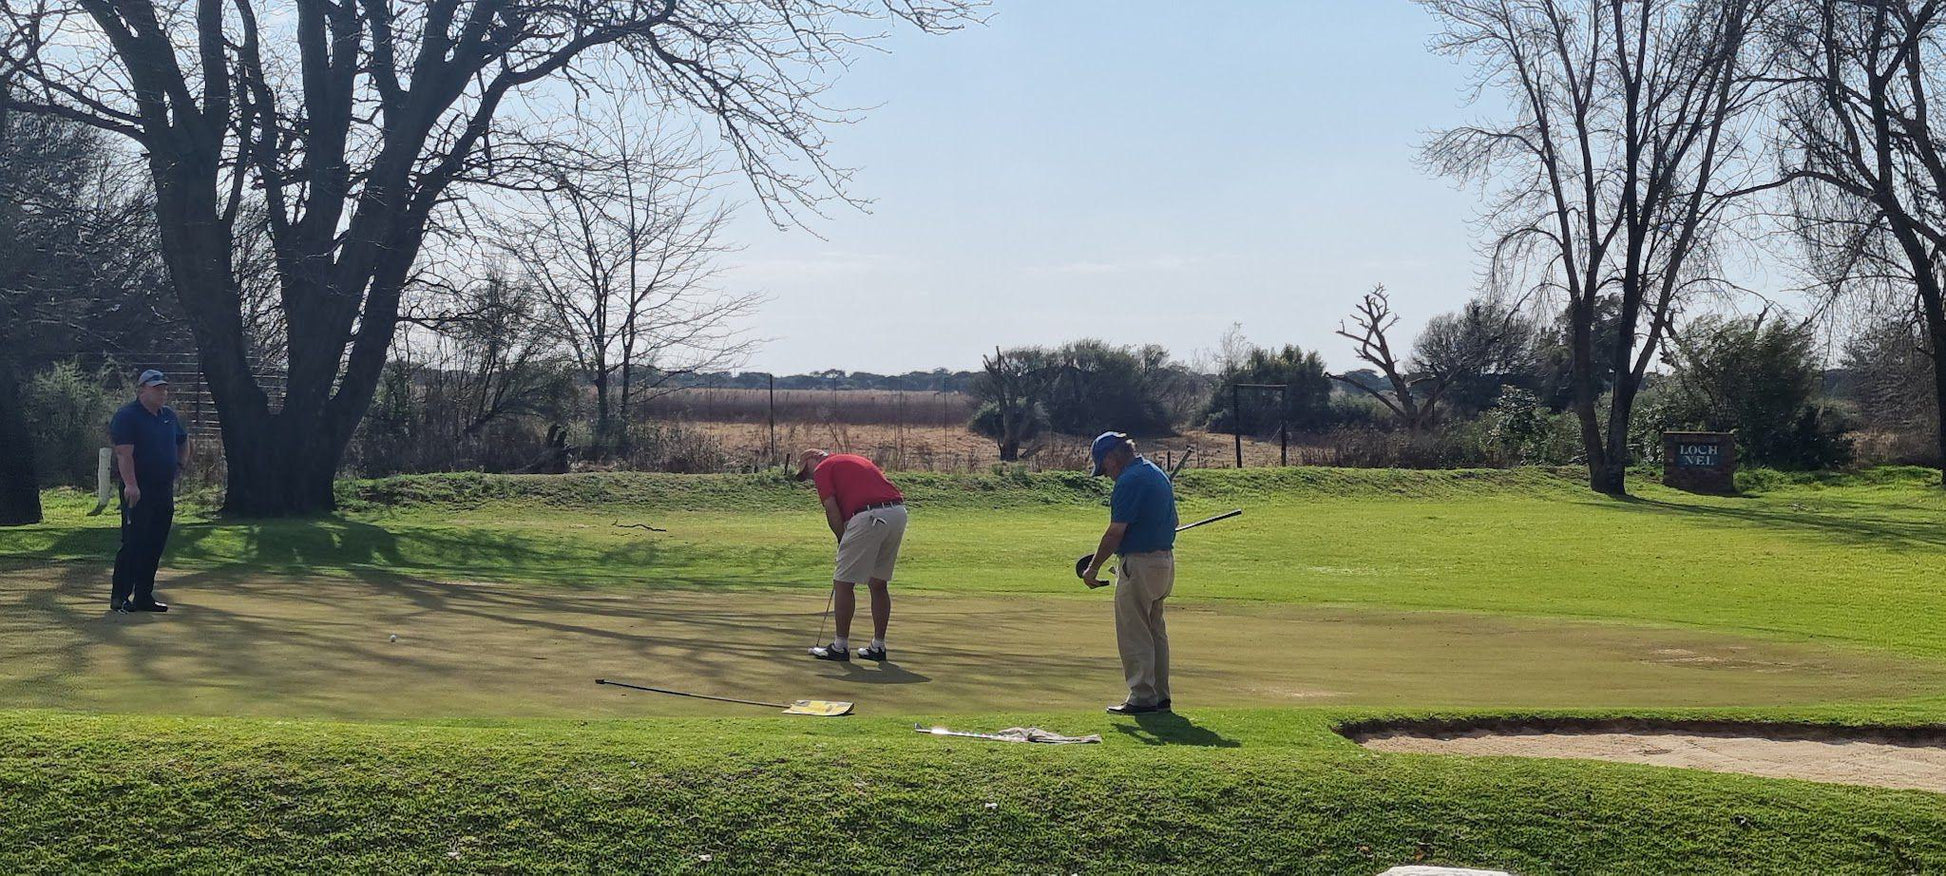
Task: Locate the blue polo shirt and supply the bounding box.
[108,400,187,489]
[1110,456,1177,555]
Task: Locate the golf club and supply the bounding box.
[811,586,835,649]
[596,678,854,717]
[1074,508,1243,584]
[915,723,1016,741]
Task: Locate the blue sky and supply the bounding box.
[718,1,1498,375]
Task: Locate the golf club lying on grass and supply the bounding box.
[914,724,1103,744]
[595,678,853,717]
[1075,508,1243,585]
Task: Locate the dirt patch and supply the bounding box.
[1347,718,1946,793]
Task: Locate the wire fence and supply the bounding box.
[35,351,287,439]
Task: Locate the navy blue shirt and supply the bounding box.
[109,400,187,489]
[1110,456,1177,555]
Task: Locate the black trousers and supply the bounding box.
[111,487,174,607]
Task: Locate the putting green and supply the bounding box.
[6,560,1942,720]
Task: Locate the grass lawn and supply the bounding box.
[3,465,1946,872]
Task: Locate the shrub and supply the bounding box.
[969,340,1200,439]
[1663,316,1854,470]
[23,361,120,488]
[1202,344,1335,436]
[1486,386,1553,464]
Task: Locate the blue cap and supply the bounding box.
[1090,431,1130,476]
[137,369,169,387]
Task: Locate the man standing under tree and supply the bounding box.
[1080,431,1178,714]
[109,370,187,613]
[797,449,907,662]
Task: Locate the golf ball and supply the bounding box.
[389,634,398,642]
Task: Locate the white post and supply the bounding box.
[88,447,113,515]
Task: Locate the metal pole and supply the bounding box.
[1232,383,1243,468]
[768,373,776,467]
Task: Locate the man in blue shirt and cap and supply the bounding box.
[107,369,188,613]
[1079,431,1178,714]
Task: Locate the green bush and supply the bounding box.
[1486,386,1552,464]
[23,361,120,488]
[1203,344,1336,435]
[969,340,1201,439]
[967,398,1049,450]
[1662,317,1854,470]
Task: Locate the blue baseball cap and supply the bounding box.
[1089,431,1130,476]
[137,369,169,387]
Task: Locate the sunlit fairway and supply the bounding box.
[5,467,1946,872]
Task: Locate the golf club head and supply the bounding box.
[1074,554,1114,586]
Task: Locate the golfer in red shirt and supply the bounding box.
[797,449,907,662]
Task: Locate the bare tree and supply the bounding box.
[1421,0,1775,494]
[1333,286,1437,430]
[972,346,1055,462]
[491,117,758,459]
[400,269,571,437]
[1772,0,1946,482]
[0,0,976,514]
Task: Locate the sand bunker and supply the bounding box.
[1350,719,1946,793]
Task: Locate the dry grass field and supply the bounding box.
[640,387,1304,472]
[640,387,979,426]
[687,420,1305,472]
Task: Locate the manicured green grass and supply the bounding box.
[6,707,1946,874]
[15,466,1946,656]
[4,465,1946,872]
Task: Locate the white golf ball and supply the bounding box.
[389,634,398,642]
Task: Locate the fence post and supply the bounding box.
[1279,384,1289,467]
[1232,383,1243,468]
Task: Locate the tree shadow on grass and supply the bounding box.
[1598,493,1946,552]
[27,513,820,591]
[1111,711,1240,748]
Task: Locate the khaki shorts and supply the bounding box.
[835,504,907,584]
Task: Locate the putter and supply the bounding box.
[1074,508,1243,583]
[914,723,1016,741]
[596,678,853,717]
[811,585,835,649]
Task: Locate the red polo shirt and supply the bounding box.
[812,454,903,521]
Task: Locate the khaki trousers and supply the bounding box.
[1113,550,1174,707]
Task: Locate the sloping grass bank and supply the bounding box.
[5,707,1945,874]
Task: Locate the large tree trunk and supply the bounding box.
[1930,336,1946,488]
[217,406,347,516]
[592,366,611,460]
[1920,274,1946,488]
[1568,296,1622,494]
[0,350,42,526]
[1600,375,1640,497]
[0,81,33,526]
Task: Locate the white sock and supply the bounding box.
[871,638,885,651]
[833,636,849,651]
